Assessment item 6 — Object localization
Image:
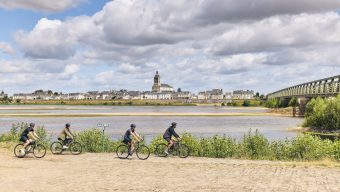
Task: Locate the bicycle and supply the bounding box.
[50,138,82,155]
[14,140,46,158]
[116,141,150,160]
[155,140,190,158]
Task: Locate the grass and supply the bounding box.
[2,124,339,162]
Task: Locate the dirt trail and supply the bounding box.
[0,152,339,192]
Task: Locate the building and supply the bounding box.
[197,89,224,100]
[152,71,174,93]
[233,90,254,100]
[142,91,173,100]
[0,90,8,99]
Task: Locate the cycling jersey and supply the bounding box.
[20,127,34,142]
[163,126,179,139]
[123,128,135,144]
[21,127,34,138]
[59,128,73,140]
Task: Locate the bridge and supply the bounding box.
[267,75,340,115]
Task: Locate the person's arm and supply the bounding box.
[131,132,142,142]
[171,128,180,139]
[31,131,40,140]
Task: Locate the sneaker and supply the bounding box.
[62,145,68,149]
[164,150,169,155]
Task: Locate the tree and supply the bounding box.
[47,90,53,95]
[289,97,299,117]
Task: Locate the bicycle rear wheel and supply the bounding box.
[14,144,26,158]
[33,144,46,158]
[70,142,82,155]
[155,143,168,157]
[136,145,150,160]
[50,142,63,154]
[116,144,129,159]
[178,144,190,158]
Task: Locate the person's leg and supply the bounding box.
[167,139,174,150]
[130,139,135,153]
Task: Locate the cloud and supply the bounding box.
[0,0,85,12]
[209,12,340,56]
[6,0,340,94]
[0,42,15,55]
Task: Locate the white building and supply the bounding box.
[233,90,254,100]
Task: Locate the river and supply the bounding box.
[0,105,304,142]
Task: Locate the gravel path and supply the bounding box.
[0,152,339,192]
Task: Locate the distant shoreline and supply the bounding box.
[0,112,286,117]
[0,99,264,107]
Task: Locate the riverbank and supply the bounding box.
[0,112,286,117]
[1,99,264,107]
[0,152,339,192]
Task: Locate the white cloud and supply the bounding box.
[0,42,15,55]
[0,0,85,12]
[5,0,340,94]
[209,12,340,56]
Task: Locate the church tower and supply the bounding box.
[152,71,161,92]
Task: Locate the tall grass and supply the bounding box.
[149,130,340,161]
[1,124,339,161]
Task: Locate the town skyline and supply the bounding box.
[1,1,340,95]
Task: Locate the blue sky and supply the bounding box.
[0,0,340,95]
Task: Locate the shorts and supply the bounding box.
[20,136,29,143]
[123,137,132,145]
[163,137,171,143]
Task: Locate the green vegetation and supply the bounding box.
[226,99,263,107]
[1,124,339,161]
[303,95,340,132]
[149,130,340,161]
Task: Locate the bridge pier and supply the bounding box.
[297,97,310,116]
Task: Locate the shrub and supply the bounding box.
[75,128,120,153]
[304,96,340,131]
[238,130,271,159]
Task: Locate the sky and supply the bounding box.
[0,0,339,95]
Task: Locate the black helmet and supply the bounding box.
[66,123,71,128]
[130,124,136,128]
[171,122,177,126]
[29,123,35,127]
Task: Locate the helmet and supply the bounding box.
[130,124,136,128]
[66,123,71,128]
[171,122,177,126]
[29,123,35,127]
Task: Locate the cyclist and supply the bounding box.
[19,123,40,153]
[58,123,75,149]
[123,124,143,155]
[163,122,181,155]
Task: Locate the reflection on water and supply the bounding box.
[0,106,304,143]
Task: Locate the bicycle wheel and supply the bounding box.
[50,142,63,154]
[14,144,26,158]
[178,144,190,158]
[136,145,150,160]
[33,144,46,158]
[116,144,129,159]
[155,143,168,157]
[70,142,82,155]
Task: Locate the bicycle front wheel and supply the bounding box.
[155,143,168,157]
[136,145,150,160]
[70,142,82,155]
[33,144,46,158]
[178,144,190,158]
[14,144,26,158]
[50,142,63,154]
[116,144,129,159]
